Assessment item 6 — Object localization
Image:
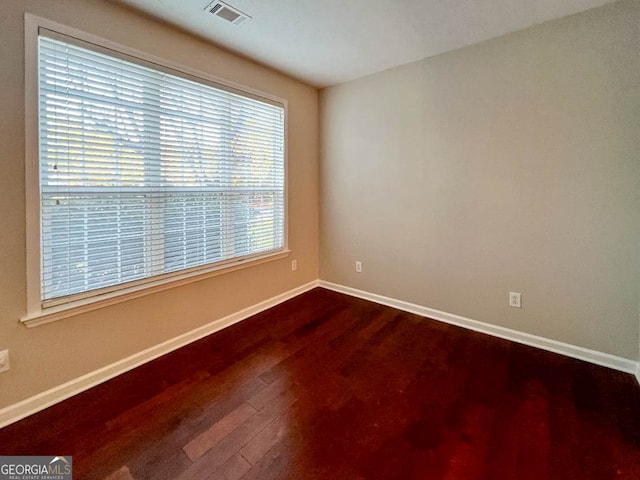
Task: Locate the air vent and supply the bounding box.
[203,1,251,25]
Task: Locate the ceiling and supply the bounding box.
[115,0,617,87]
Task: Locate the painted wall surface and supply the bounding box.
[320,0,640,359]
[0,0,319,407]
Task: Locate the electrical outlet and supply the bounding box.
[355,261,362,273]
[0,350,9,373]
[291,259,297,271]
[509,292,522,308]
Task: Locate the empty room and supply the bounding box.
[0,0,639,478]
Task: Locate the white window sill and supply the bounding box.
[21,250,290,328]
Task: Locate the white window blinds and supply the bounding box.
[38,33,285,304]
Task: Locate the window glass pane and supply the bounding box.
[38,34,285,303]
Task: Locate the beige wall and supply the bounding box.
[0,0,319,408]
[320,0,640,359]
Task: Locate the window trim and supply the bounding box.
[23,13,289,327]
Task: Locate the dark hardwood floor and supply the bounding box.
[1,288,639,479]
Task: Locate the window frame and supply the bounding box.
[23,14,289,327]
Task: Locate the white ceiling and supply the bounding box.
[115,0,617,87]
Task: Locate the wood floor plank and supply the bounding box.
[238,436,298,480]
[206,453,251,480]
[103,466,135,480]
[176,391,297,480]
[246,376,292,411]
[183,402,257,461]
[239,413,289,464]
[0,288,638,479]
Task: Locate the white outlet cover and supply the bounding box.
[509,292,522,308]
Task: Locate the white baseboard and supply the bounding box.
[320,281,639,375]
[0,280,319,429]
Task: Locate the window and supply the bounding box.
[25,19,286,321]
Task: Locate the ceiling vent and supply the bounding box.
[203,1,251,25]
